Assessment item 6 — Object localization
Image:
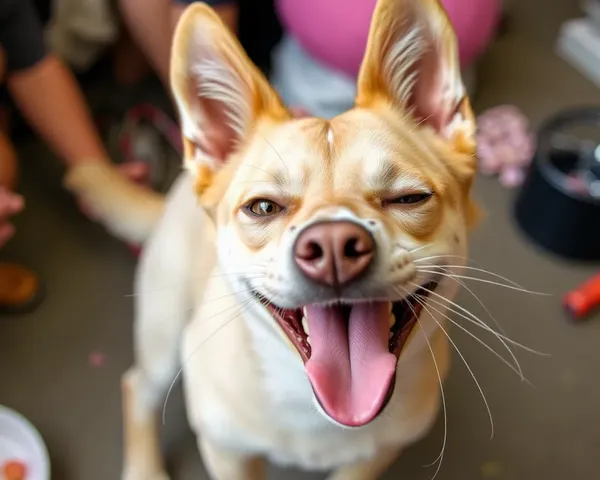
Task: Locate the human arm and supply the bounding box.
[118,0,238,87]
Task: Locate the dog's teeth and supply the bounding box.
[389,331,393,339]
[307,336,312,345]
[388,302,393,313]
[388,313,396,328]
[303,307,308,317]
[302,317,309,335]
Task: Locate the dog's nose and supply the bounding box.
[294,221,374,286]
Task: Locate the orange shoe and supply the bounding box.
[0,262,44,314]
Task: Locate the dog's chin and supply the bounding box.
[251,282,438,428]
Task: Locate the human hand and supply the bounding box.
[0,187,24,249]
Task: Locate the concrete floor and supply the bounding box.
[2,0,600,479]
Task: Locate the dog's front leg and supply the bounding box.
[198,436,266,480]
[327,446,403,480]
[121,368,171,480]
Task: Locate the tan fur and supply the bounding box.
[121,1,479,479]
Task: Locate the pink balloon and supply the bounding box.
[277,0,502,78]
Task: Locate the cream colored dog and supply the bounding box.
[115,0,479,478]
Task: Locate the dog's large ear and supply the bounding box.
[356,0,475,153]
[171,4,288,194]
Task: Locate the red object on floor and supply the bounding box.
[563,274,600,320]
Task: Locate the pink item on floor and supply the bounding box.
[88,352,106,368]
[476,105,536,188]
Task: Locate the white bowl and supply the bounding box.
[0,405,50,480]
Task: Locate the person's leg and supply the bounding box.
[0,48,16,190]
[0,120,17,191]
[0,48,42,314]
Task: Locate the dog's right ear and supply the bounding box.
[170,4,289,196]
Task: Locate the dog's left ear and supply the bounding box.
[356,0,475,154]
[170,4,288,195]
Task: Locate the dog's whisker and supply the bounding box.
[162,298,254,425]
[134,306,196,336]
[260,134,291,182]
[125,272,267,297]
[421,290,524,379]
[405,288,495,439]
[234,180,285,186]
[400,281,526,386]
[186,294,256,334]
[194,289,260,305]
[419,322,447,479]
[415,294,529,384]
[416,269,550,296]
[441,273,510,342]
[237,163,284,183]
[418,264,534,291]
[414,113,434,129]
[408,242,436,256]
[414,254,471,264]
[414,282,548,357]
[401,295,447,478]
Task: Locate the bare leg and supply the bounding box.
[0,48,44,313]
[327,446,403,480]
[0,48,17,190]
[198,436,266,480]
[0,128,17,191]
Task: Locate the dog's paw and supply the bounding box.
[122,469,170,480]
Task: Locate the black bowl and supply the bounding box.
[514,107,600,260]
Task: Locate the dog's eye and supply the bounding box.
[388,192,433,205]
[247,199,283,217]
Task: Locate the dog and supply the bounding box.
[111,0,479,478]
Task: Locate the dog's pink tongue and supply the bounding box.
[305,302,396,427]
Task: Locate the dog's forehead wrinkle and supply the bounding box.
[377,162,400,190]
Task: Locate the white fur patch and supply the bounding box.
[327,127,335,149]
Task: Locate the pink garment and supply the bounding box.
[276,0,501,78]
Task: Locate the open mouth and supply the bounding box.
[253,282,438,427]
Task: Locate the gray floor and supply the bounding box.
[2,0,600,479]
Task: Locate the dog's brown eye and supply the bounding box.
[247,199,283,217]
[388,192,433,205]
